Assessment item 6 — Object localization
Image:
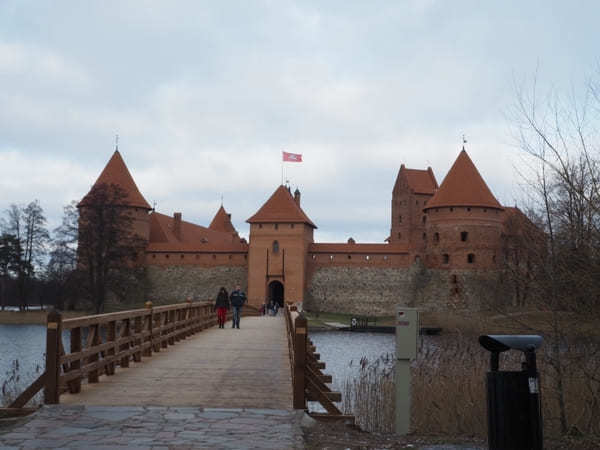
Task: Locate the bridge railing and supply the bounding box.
[9,301,226,408]
[284,304,354,423]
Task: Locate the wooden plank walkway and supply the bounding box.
[60,315,292,409]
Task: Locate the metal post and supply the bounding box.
[526,347,543,450]
[395,306,419,435]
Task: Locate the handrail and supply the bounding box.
[10,300,228,408]
[284,304,354,423]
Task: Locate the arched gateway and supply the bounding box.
[268,280,284,307]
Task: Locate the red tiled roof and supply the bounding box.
[393,165,438,195]
[247,185,316,228]
[424,150,503,210]
[147,212,247,252]
[309,243,409,254]
[80,150,151,209]
[209,206,238,235]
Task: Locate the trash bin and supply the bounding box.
[479,335,544,450]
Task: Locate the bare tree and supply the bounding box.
[1,201,48,310]
[506,73,600,436]
[0,233,21,310]
[77,183,147,313]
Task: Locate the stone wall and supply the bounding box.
[305,262,503,316]
[146,265,248,305]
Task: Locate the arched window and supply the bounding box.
[272,240,279,253]
[468,253,475,264]
[461,231,468,242]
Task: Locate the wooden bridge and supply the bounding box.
[8,301,353,422]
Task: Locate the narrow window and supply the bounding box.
[330,255,334,261]
[399,215,402,223]
[483,209,487,213]
[416,200,419,205]
[443,254,449,264]
[348,255,352,259]
[434,232,440,243]
[273,240,279,253]
[152,254,156,259]
[228,254,232,260]
[274,224,278,230]
[397,232,401,239]
[422,232,427,241]
[258,224,263,229]
[291,224,295,228]
[467,207,471,212]
[450,207,454,212]
[461,231,468,242]
[468,253,475,264]
[180,254,184,259]
[244,254,247,260]
[422,216,426,224]
[165,254,169,259]
[452,274,458,284]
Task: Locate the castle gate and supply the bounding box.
[268,280,284,307]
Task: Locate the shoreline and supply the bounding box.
[0,310,86,325]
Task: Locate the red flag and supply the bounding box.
[282,151,302,162]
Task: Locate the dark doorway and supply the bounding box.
[268,281,284,307]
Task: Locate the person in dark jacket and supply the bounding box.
[229,285,247,329]
[214,287,230,328]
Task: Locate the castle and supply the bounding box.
[79,147,523,315]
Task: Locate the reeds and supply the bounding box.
[342,335,600,441]
[1,359,43,407]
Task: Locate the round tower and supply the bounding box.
[78,149,152,262]
[423,149,504,270]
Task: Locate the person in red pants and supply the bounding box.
[214,287,230,328]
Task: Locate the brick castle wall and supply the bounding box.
[305,263,502,316]
[146,265,248,305]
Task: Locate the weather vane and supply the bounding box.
[462,134,467,150]
[220,194,223,206]
[115,133,119,151]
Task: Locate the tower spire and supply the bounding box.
[115,133,119,151]
[462,134,467,151]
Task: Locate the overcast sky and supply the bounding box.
[1,1,598,243]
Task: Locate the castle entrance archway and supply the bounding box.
[268,281,284,307]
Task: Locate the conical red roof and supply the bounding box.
[424,149,502,210]
[209,205,238,234]
[79,150,151,209]
[247,185,316,228]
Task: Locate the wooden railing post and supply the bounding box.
[69,326,82,393]
[44,308,62,404]
[144,301,153,357]
[293,313,307,409]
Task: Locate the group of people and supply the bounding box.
[214,285,246,329]
[213,286,283,328]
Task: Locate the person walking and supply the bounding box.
[214,287,229,328]
[229,285,247,329]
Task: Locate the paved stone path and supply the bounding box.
[0,405,305,449]
[60,315,291,409]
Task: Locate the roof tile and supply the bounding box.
[247,185,316,228]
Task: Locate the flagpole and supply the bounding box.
[281,154,284,186]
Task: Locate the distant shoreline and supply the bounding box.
[0,310,85,325]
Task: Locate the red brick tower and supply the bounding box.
[78,150,152,258]
[423,149,504,269]
[390,164,438,255]
[246,186,316,308]
[209,205,239,238]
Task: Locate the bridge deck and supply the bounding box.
[60,315,292,409]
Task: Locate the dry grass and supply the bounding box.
[341,333,600,446]
[1,359,44,407]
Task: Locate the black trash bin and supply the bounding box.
[479,335,544,450]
